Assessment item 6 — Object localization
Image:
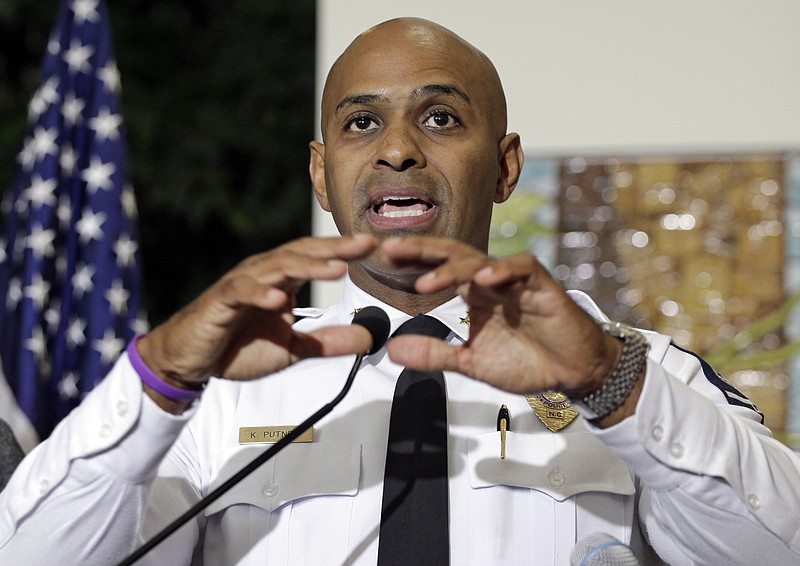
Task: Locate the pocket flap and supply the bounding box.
[468,431,634,501]
[205,441,361,515]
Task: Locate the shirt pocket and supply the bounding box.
[204,441,361,515]
[467,430,634,500]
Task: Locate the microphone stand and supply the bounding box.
[117,351,367,566]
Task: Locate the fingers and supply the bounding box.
[293,325,375,360]
[143,235,378,384]
[234,233,378,290]
[380,236,545,298]
[386,335,469,374]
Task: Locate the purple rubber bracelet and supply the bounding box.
[127,335,205,402]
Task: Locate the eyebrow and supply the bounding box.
[411,84,471,105]
[334,93,389,115]
[333,83,471,115]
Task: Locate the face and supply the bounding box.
[310,19,522,288]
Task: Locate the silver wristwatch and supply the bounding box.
[574,321,649,420]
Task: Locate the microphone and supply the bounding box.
[353,305,392,355]
[570,532,641,566]
[118,306,390,565]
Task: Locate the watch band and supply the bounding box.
[577,321,649,420]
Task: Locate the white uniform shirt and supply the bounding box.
[1,278,799,565]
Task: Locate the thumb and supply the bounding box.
[387,335,460,372]
[298,325,375,359]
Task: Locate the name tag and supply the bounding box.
[238,426,315,444]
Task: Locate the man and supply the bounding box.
[1,17,799,565]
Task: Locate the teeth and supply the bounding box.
[381,209,426,218]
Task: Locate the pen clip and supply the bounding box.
[496,405,510,431]
[497,404,510,459]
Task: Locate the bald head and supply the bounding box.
[308,17,524,308]
[320,18,508,140]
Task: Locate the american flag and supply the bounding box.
[0,0,145,440]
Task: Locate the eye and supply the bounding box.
[422,110,460,130]
[344,114,379,132]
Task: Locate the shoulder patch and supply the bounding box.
[671,343,764,424]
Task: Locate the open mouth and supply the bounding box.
[372,195,434,218]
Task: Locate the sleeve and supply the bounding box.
[0,353,195,566]
[590,334,800,564]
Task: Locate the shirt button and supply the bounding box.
[262,483,279,497]
[116,400,129,417]
[99,423,112,438]
[669,442,684,459]
[650,425,664,441]
[38,479,50,494]
[748,494,760,511]
[548,470,566,488]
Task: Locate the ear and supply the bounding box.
[494,133,524,204]
[309,140,330,211]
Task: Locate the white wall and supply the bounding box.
[312,0,800,306]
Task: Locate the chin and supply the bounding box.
[353,258,428,294]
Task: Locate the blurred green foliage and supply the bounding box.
[0,0,316,324]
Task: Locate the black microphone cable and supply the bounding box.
[117,306,391,566]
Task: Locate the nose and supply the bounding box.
[373,123,426,171]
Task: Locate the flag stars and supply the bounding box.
[121,184,138,218]
[17,137,36,170]
[6,0,143,438]
[93,328,125,363]
[59,372,80,401]
[47,36,61,56]
[18,175,58,212]
[32,126,59,159]
[66,317,87,347]
[60,143,77,175]
[27,225,57,258]
[24,274,51,309]
[61,93,85,126]
[6,278,23,309]
[71,0,100,24]
[25,326,48,359]
[28,77,60,120]
[72,263,95,296]
[105,279,130,315]
[98,61,121,93]
[132,316,149,336]
[17,127,58,171]
[114,235,138,267]
[76,208,106,243]
[63,39,94,74]
[81,156,116,193]
[44,299,62,332]
[89,107,122,142]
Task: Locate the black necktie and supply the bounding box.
[378,315,451,566]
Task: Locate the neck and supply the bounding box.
[349,263,457,315]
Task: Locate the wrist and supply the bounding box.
[569,321,649,422]
[128,335,207,410]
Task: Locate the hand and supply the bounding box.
[137,234,379,402]
[380,236,623,398]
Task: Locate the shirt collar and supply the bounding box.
[338,274,470,343]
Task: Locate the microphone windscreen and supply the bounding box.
[570,532,640,566]
[351,306,391,355]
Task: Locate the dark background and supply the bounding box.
[0,0,317,325]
